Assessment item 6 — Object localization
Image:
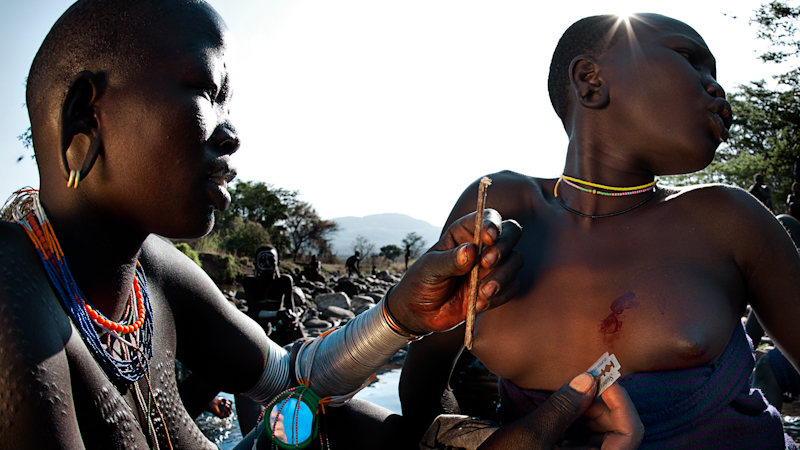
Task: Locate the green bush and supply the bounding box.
[219,253,243,284]
[223,217,270,256]
[174,243,202,267]
[196,232,224,254]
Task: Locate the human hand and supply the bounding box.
[207,396,233,418]
[563,382,643,449]
[480,373,643,450]
[388,209,523,333]
[269,409,288,443]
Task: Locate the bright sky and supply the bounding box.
[0,0,784,228]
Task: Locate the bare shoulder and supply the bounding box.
[139,234,268,391]
[446,170,551,226]
[662,183,794,264]
[0,220,71,343]
[0,221,83,447]
[662,183,777,230]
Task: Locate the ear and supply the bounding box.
[60,71,106,187]
[569,56,609,110]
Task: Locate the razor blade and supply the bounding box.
[587,352,621,397]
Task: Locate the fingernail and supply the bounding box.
[569,373,594,394]
[457,243,469,266]
[477,299,490,312]
[481,281,499,299]
[483,249,498,267]
[486,224,498,241]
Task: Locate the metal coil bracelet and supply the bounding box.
[242,338,292,403]
[297,297,410,401]
[244,294,423,405]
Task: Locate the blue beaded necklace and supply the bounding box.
[4,189,153,383]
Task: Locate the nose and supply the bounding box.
[705,77,726,99]
[210,122,240,155]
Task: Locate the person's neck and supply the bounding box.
[40,191,147,320]
[558,146,657,218]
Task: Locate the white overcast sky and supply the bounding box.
[0,0,785,228]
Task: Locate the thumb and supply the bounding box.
[411,242,476,284]
[530,373,597,444]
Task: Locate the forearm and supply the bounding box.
[242,297,410,403]
[300,299,409,399]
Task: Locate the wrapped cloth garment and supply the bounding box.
[498,323,798,449]
[419,415,498,450]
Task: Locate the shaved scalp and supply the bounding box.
[26,0,224,156]
[547,15,626,124]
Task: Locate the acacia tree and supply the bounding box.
[213,180,296,254]
[380,244,403,261]
[663,1,799,213]
[284,201,339,260]
[352,235,375,257]
[402,232,427,259]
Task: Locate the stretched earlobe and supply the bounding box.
[60,71,105,188]
[569,56,609,110]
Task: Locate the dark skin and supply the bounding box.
[401,13,800,446]
[2,2,631,448]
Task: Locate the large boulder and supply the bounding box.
[354,303,376,316]
[314,292,351,310]
[322,305,355,320]
[376,270,399,283]
[334,278,360,297]
[351,295,376,311]
[363,292,384,303]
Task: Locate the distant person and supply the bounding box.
[789,182,799,220]
[346,251,362,278]
[242,245,295,318]
[748,173,774,211]
[303,254,326,282]
[405,244,411,271]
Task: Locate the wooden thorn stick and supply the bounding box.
[465,176,492,349]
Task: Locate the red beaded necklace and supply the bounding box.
[81,271,146,335]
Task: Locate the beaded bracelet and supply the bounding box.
[381,291,433,342]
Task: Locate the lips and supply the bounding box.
[207,161,237,210]
[709,98,732,142]
[208,163,237,190]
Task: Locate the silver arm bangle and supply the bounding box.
[241,338,291,403]
[297,297,409,400]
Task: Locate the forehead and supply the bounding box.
[628,14,709,49]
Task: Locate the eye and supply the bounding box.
[201,85,218,102]
[675,49,692,61]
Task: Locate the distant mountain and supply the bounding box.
[327,213,442,257]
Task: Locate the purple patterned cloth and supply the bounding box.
[498,324,798,449]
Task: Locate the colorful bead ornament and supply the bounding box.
[554,178,658,219]
[3,188,153,383]
[559,175,657,197]
[559,174,658,193]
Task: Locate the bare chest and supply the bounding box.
[470,210,747,390]
[64,293,215,449]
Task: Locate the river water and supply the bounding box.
[199,369,403,449]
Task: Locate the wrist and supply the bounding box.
[382,288,433,341]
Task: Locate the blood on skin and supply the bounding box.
[600,292,640,334]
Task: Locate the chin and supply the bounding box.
[158,214,215,240]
